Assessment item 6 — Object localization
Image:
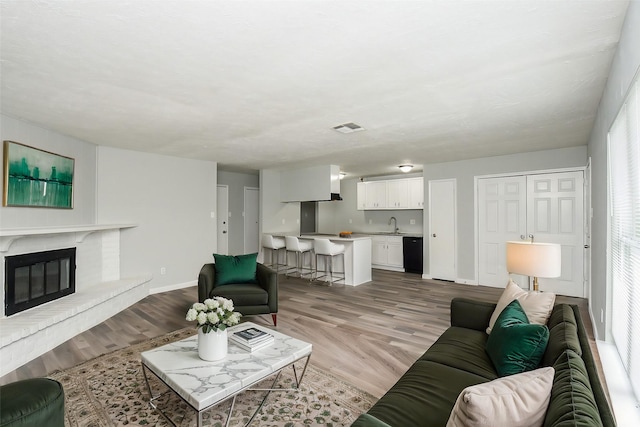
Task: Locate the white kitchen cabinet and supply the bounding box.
[371,235,404,271]
[408,178,424,209]
[358,178,422,210]
[365,181,387,209]
[387,180,409,209]
[356,182,367,210]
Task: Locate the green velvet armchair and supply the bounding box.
[198,262,278,326]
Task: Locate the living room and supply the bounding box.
[1,1,639,426]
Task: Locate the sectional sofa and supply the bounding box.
[352,297,615,427]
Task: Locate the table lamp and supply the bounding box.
[506,241,561,292]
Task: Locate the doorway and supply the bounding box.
[428,179,457,281]
[300,201,317,234]
[216,185,229,255]
[477,170,586,297]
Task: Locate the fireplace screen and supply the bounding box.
[5,248,76,316]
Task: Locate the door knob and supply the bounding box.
[432,233,436,237]
[222,231,227,234]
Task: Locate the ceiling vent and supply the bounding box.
[332,122,365,134]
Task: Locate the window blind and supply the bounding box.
[608,75,640,400]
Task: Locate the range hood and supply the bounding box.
[280,165,342,202]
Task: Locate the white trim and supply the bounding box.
[474,165,587,181]
[149,280,196,295]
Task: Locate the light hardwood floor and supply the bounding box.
[0,269,595,398]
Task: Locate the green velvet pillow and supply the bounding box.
[213,253,258,286]
[486,299,550,377]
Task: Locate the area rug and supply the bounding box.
[49,328,376,426]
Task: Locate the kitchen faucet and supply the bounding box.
[388,216,399,234]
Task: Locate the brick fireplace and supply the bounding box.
[0,225,150,377]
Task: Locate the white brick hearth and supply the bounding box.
[0,225,150,377]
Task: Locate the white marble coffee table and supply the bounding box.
[140,322,312,426]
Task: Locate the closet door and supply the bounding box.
[526,171,584,297]
[477,176,527,288]
[477,170,586,297]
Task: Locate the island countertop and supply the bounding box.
[263,232,372,286]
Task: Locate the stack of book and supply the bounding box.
[229,327,274,352]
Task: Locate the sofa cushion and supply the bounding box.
[542,321,582,367]
[486,300,550,377]
[367,360,488,427]
[487,279,555,334]
[351,413,392,427]
[547,304,578,330]
[420,327,498,381]
[0,378,65,427]
[446,366,554,427]
[208,283,268,306]
[213,253,258,286]
[543,349,604,427]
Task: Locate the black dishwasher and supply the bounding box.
[403,236,423,274]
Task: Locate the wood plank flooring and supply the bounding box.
[0,269,597,399]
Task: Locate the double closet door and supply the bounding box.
[477,170,585,297]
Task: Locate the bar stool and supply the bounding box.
[262,234,286,274]
[313,238,345,285]
[285,236,313,279]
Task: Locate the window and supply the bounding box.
[608,73,640,400]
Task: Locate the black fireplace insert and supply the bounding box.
[4,247,76,316]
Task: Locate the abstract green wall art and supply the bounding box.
[3,141,74,208]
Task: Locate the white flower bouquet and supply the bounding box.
[186,296,241,333]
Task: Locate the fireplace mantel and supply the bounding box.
[0,224,137,252]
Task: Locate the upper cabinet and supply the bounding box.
[408,178,424,209]
[365,181,387,209]
[357,177,423,210]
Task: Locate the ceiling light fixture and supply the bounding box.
[398,165,413,173]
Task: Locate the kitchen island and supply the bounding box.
[267,233,372,286]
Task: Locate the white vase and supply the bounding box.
[198,328,228,361]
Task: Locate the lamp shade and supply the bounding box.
[506,241,561,278]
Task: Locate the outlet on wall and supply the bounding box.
[160,267,166,275]
[349,219,353,224]
[282,219,285,224]
[601,308,604,323]
[368,219,372,224]
[410,219,416,225]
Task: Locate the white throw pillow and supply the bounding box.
[486,279,556,334]
[446,367,555,427]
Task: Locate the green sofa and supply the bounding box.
[0,378,65,427]
[352,298,615,427]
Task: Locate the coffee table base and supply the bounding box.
[142,355,311,427]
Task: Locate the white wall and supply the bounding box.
[422,146,588,283]
[217,170,259,255]
[260,169,300,235]
[96,146,217,291]
[587,0,640,340]
[0,115,96,227]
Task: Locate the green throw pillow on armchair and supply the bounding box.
[486,299,550,377]
[213,253,258,286]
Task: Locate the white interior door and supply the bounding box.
[525,171,584,297]
[477,176,527,288]
[216,185,229,255]
[429,179,457,281]
[244,187,259,254]
[477,171,586,297]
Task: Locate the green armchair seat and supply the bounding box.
[0,378,65,427]
[198,262,278,325]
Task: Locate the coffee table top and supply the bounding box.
[140,322,312,411]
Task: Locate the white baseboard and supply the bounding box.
[150,280,197,295]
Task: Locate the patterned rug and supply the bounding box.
[49,328,376,426]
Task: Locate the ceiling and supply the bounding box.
[0,0,629,178]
